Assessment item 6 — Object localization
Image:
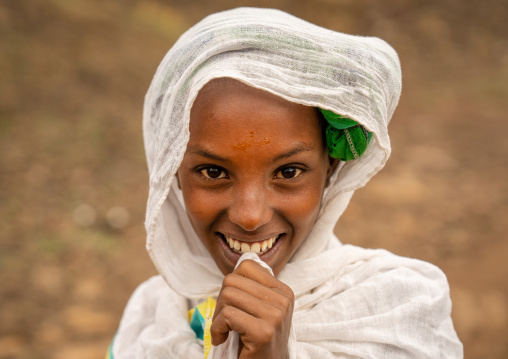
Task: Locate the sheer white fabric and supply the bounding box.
[114,7,463,358]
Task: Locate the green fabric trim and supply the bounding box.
[105,333,115,359]
[320,109,371,161]
[190,307,206,340]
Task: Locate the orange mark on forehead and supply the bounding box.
[233,131,271,151]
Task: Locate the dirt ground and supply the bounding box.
[1,0,507,358]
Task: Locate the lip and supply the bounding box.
[217,232,285,270]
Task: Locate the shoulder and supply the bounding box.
[331,245,453,313]
[120,275,188,324]
[288,244,452,309]
[128,275,182,303]
[112,276,203,358]
[333,244,450,292]
[293,246,463,358]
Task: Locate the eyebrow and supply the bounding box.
[186,146,230,163]
[271,144,314,163]
[185,143,314,163]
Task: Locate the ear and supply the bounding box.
[326,156,340,186]
[175,171,181,189]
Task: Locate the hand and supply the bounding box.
[211,259,294,359]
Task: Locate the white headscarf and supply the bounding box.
[143,7,400,297]
[114,8,462,358]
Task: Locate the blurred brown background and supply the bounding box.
[1,0,507,358]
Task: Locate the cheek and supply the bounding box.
[291,163,329,227]
[282,184,324,230]
[182,185,223,229]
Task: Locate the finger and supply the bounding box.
[234,259,276,285]
[235,260,294,297]
[211,305,277,349]
[215,284,286,321]
[210,305,256,346]
[217,273,293,315]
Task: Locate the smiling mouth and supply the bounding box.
[222,234,281,255]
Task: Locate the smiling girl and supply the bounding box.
[109,8,462,359]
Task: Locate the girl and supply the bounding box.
[110,7,463,358]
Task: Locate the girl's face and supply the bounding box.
[177,79,336,275]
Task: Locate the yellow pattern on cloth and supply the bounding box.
[188,297,216,359]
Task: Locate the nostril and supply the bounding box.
[228,212,271,231]
[228,202,273,231]
[228,185,273,231]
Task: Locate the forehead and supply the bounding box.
[189,78,324,148]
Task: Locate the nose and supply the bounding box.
[228,182,273,231]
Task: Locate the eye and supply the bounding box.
[275,166,303,179]
[199,166,227,179]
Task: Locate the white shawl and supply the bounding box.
[113,7,463,358]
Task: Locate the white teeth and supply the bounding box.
[225,235,279,254]
[240,243,250,253]
[251,243,261,254]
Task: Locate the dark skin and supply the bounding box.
[212,260,294,358]
[177,78,338,358]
